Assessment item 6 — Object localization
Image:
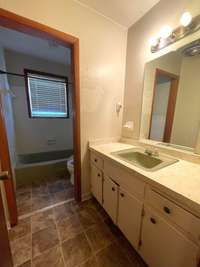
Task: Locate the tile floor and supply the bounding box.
[16,176,74,217]
[9,198,148,267]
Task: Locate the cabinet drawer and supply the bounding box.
[91,152,104,170]
[104,160,145,201]
[145,187,200,244]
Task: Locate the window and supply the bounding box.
[25,70,69,118]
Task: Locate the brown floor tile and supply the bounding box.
[31,209,55,234]
[96,242,133,267]
[9,218,31,241]
[32,246,64,267]
[51,188,74,204]
[104,217,124,238]
[16,191,31,205]
[57,214,84,242]
[116,235,140,265]
[32,185,49,198]
[85,222,115,253]
[32,195,53,211]
[48,180,67,194]
[17,201,32,216]
[16,185,32,195]
[32,224,59,258]
[62,233,92,267]
[11,234,31,267]
[53,202,74,222]
[77,206,101,230]
[18,260,31,267]
[79,257,99,267]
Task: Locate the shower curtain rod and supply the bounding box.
[0,69,73,85]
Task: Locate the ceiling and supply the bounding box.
[76,0,160,28]
[0,27,71,65]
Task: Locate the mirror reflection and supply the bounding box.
[143,39,200,151]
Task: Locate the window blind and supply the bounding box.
[27,73,68,118]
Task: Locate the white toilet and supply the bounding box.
[67,156,74,185]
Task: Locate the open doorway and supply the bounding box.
[0,9,81,226]
[149,68,179,143]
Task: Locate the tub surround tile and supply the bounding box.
[62,233,93,267]
[32,246,64,267]
[11,234,31,267]
[32,225,59,258]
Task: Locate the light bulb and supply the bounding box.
[149,36,158,47]
[180,12,192,27]
[160,25,172,39]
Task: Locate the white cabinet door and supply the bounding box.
[118,188,143,249]
[140,207,200,267]
[103,175,118,223]
[91,164,103,204]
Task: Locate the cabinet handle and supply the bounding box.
[112,187,115,192]
[120,193,125,198]
[150,217,156,224]
[94,158,97,162]
[98,173,101,177]
[163,206,171,214]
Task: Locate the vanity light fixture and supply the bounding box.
[150,12,200,53]
[160,25,172,39]
[180,12,192,27]
[149,36,158,47]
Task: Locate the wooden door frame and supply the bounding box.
[0,187,13,267]
[0,8,81,226]
[148,68,179,143]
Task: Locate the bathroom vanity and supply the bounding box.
[89,142,200,267]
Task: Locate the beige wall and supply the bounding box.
[122,0,200,140]
[0,0,127,198]
[171,55,200,148]
[5,49,73,155]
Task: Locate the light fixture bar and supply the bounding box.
[151,14,200,53]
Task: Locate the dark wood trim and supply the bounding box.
[0,95,18,226]
[0,189,13,267]
[148,68,179,142]
[0,8,82,225]
[163,78,179,142]
[24,69,69,119]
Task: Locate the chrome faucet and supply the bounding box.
[144,148,159,157]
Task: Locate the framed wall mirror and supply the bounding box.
[141,38,200,153]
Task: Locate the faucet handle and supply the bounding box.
[145,149,153,156]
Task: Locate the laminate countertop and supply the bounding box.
[89,142,200,217]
